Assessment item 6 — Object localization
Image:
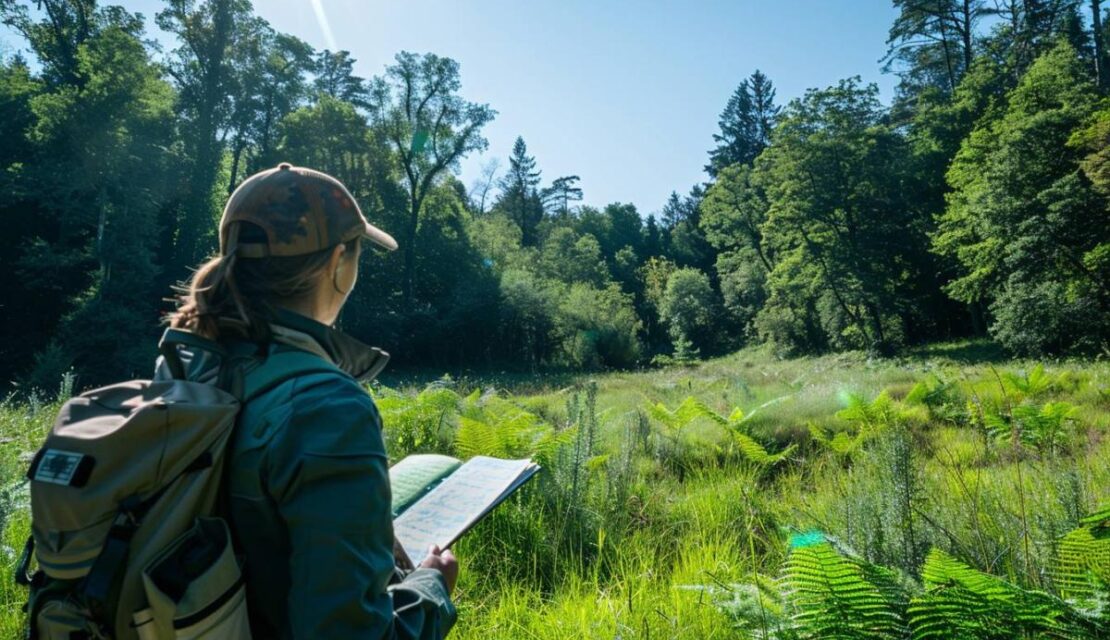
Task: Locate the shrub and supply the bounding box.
[659,267,719,359]
[553,283,642,369]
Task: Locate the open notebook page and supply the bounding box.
[394,456,539,565]
[389,454,463,518]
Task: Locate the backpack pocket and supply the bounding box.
[132,517,252,640]
[35,597,95,640]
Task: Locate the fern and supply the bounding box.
[454,393,554,461]
[783,535,909,639]
[909,548,1104,639]
[375,386,461,457]
[836,391,902,437]
[733,431,796,466]
[1002,363,1055,401]
[904,374,964,424]
[808,422,867,457]
[982,401,1079,453]
[1056,506,1110,617]
[646,396,712,431]
[683,573,800,640]
[650,397,793,467]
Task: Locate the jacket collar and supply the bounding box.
[268,308,390,382]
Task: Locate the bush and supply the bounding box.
[554,284,642,369]
[989,279,1107,357]
[659,267,719,359]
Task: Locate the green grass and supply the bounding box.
[2,343,1108,637]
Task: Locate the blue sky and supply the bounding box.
[2,1,901,215]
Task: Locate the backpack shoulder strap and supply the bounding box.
[239,348,346,403]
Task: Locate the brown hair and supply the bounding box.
[169,222,359,343]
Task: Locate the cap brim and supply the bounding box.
[363,222,398,251]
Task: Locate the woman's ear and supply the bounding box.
[329,242,359,298]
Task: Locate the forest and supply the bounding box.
[0,0,1106,391]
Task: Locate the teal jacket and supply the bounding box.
[160,310,456,639]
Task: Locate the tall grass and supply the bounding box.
[0,345,1107,637]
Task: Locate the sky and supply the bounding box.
[1,1,901,216]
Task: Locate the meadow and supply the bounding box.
[1,341,1108,638]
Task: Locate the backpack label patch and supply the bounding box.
[34,450,90,486]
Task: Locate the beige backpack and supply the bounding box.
[16,329,338,640]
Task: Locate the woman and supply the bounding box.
[166,163,458,638]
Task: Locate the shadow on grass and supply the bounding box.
[908,339,1007,364]
[377,366,584,395]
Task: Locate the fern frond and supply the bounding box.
[733,432,795,466]
[455,415,502,459]
[646,396,711,431]
[910,548,1104,639]
[783,538,908,639]
[1056,506,1110,618]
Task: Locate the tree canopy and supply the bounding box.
[0,0,1107,390]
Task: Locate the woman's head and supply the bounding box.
[169,163,396,341]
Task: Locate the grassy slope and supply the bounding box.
[0,341,1107,637]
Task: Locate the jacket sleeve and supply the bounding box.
[265,376,457,639]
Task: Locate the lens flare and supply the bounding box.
[309,0,338,51]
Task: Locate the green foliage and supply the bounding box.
[646,396,794,468]
[905,374,965,424]
[836,391,903,436]
[784,537,909,639]
[936,42,1108,356]
[982,401,1080,453]
[910,548,1102,639]
[1056,506,1110,616]
[659,267,718,359]
[456,392,564,465]
[553,283,642,369]
[375,385,461,458]
[751,78,934,356]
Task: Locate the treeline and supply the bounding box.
[1,1,1109,390]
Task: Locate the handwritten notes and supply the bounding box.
[393,456,539,565]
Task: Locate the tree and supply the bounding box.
[0,0,107,87]
[278,95,376,194]
[225,24,315,190]
[1089,0,1107,88]
[661,185,715,272]
[541,175,583,217]
[755,78,933,354]
[498,136,543,246]
[937,42,1108,354]
[701,163,774,273]
[706,70,779,177]
[370,52,494,304]
[157,0,254,271]
[314,49,371,108]
[555,283,642,368]
[988,0,1086,76]
[701,164,775,339]
[883,0,987,96]
[659,267,718,359]
[468,157,500,214]
[16,13,178,385]
[538,228,609,287]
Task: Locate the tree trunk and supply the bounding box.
[402,192,421,304]
[227,139,245,194]
[936,0,958,93]
[1093,0,1107,89]
[962,0,975,73]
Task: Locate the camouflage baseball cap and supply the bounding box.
[219,162,397,258]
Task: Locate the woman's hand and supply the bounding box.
[419,544,458,594]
